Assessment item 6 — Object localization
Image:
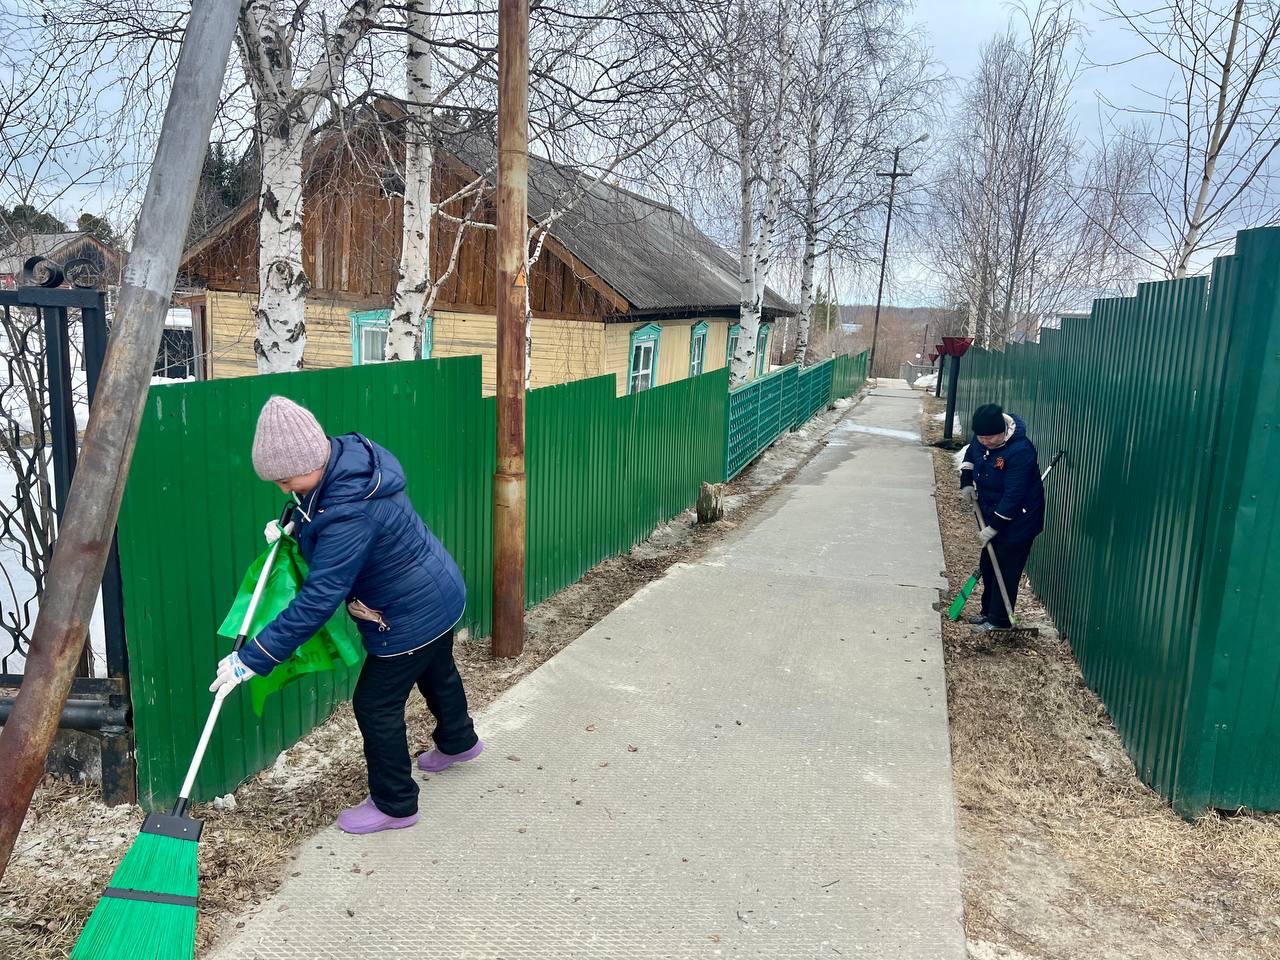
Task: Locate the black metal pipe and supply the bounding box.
[943,354,962,441]
[0,696,128,731]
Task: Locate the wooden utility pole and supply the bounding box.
[492,0,529,658]
[869,133,927,379]
[0,0,239,879]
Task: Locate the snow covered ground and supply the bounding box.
[0,374,191,677]
[0,460,107,676]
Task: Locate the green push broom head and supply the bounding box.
[71,812,201,960]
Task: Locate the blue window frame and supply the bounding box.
[688,321,708,377]
[628,322,662,393]
[350,309,432,364]
[727,323,742,366]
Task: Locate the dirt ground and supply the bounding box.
[922,394,1280,960]
[0,392,867,960]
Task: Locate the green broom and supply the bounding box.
[946,450,1064,622]
[72,506,293,960]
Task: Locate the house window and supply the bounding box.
[688,321,708,377]
[350,309,432,364]
[628,322,661,393]
[727,323,741,366]
[755,323,772,377]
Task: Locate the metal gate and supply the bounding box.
[0,255,133,803]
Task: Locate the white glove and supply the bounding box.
[264,519,295,544]
[977,525,998,545]
[209,651,256,697]
[960,486,977,503]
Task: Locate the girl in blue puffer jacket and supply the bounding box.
[209,396,484,834]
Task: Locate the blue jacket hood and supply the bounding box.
[993,413,1027,450]
[305,434,406,513]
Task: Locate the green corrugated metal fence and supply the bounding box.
[724,351,868,480]
[117,359,728,808]
[956,227,1280,815]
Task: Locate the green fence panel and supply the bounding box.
[955,226,1280,815]
[724,355,857,480]
[526,369,727,608]
[119,359,728,809]
[830,351,868,400]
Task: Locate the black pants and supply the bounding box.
[980,538,1035,628]
[352,629,478,818]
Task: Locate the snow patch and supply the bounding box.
[931,412,963,433]
[0,460,107,675]
[836,422,921,443]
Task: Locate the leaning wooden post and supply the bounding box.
[0,0,240,879]
[492,0,530,658]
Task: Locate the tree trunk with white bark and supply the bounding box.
[387,0,435,361]
[238,0,388,373]
[254,119,309,370]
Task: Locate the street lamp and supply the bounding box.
[868,132,929,380]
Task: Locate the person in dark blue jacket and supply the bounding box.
[959,403,1044,632]
[209,396,483,834]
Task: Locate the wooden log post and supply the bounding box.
[696,481,725,524]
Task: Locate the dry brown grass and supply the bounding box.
[923,394,1280,959]
[0,392,868,960]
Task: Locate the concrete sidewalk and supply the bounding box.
[209,384,965,959]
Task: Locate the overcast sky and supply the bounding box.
[852,0,1165,307]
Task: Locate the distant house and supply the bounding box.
[0,230,198,379]
[0,231,123,291]
[179,105,793,393]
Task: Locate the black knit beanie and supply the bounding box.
[972,404,1005,436]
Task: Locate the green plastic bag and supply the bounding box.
[217,535,364,716]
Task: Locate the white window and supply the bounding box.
[689,321,708,377]
[350,309,433,364]
[360,324,388,364]
[630,340,655,393]
[628,322,662,393]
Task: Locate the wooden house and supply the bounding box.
[0,231,123,291]
[179,108,793,394]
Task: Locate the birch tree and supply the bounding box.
[236,0,388,372]
[380,0,689,374]
[729,2,798,384]
[788,0,935,365]
[925,1,1150,347]
[385,0,437,361]
[1104,0,1280,277]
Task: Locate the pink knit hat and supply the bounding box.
[251,396,331,481]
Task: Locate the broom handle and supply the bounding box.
[172,503,295,815]
[975,502,1017,626]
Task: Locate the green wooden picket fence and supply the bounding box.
[957,227,1280,816]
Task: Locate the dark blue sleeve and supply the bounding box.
[960,437,978,488]
[239,516,376,675]
[991,447,1035,530]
